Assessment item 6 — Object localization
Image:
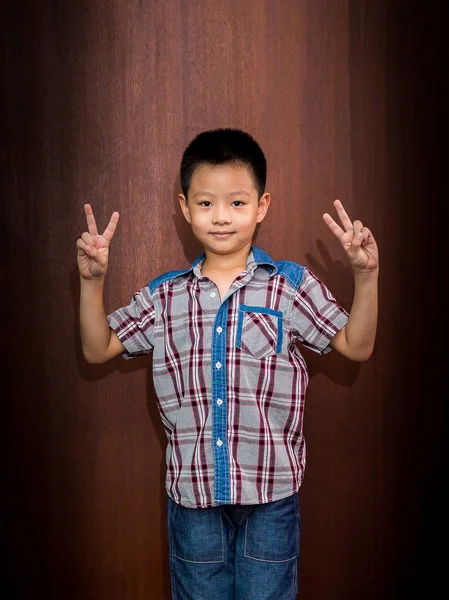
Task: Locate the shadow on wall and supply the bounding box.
[71,267,171,598]
[304,241,360,387]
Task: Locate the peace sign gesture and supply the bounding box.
[323,200,379,274]
[76,204,120,280]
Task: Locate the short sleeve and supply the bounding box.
[291,268,349,355]
[107,285,155,359]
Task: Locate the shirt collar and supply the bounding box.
[180,246,279,281]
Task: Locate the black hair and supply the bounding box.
[180,128,267,199]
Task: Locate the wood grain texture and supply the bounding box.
[4,0,442,598]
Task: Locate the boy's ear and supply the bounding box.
[256,192,271,223]
[178,194,192,223]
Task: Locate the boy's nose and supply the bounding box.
[212,208,232,225]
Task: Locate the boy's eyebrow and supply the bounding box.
[192,190,251,198]
[229,190,250,196]
[192,191,214,198]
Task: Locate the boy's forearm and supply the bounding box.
[79,277,113,363]
[343,270,378,360]
[332,269,378,361]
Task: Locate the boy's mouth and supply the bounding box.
[210,232,234,237]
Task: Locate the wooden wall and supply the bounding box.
[5,1,442,598]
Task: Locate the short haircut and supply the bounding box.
[180,128,267,199]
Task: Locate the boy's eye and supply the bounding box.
[198,200,244,207]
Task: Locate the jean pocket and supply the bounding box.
[244,493,300,562]
[169,500,224,563]
[236,305,283,359]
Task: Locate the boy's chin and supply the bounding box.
[201,238,253,256]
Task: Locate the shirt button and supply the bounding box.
[215,362,222,370]
[216,439,223,447]
[217,398,223,406]
[216,326,223,334]
[210,292,216,298]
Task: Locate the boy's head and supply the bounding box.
[178,129,271,257]
[180,128,267,201]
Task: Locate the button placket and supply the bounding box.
[211,299,230,504]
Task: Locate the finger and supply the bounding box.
[353,220,363,235]
[347,230,364,259]
[361,227,377,249]
[80,233,98,257]
[364,227,375,242]
[77,237,98,257]
[76,238,86,251]
[102,211,120,243]
[323,212,345,240]
[81,231,93,245]
[333,199,353,232]
[84,204,99,237]
[361,226,370,243]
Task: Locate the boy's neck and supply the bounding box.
[202,244,252,274]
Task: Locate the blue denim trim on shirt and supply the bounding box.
[212,301,231,504]
[275,261,305,289]
[148,247,278,293]
[147,247,305,293]
[148,246,304,293]
[236,305,284,354]
[251,246,278,274]
[148,255,204,294]
[239,304,283,318]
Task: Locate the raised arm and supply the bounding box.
[323,200,379,361]
[77,204,125,364]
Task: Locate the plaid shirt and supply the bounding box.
[107,247,348,508]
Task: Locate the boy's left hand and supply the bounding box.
[323,200,379,274]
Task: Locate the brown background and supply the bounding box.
[4,1,443,598]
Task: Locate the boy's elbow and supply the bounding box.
[82,348,108,365]
[332,333,374,362]
[351,353,371,362]
[86,356,106,365]
[349,345,374,362]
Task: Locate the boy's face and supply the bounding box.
[178,164,270,257]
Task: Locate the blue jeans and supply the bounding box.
[167,492,300,600]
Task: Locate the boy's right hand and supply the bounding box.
[77,204,120,280]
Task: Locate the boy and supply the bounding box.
[77,128,378,599]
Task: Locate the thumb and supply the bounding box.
[77,239,99,259]
[346,232,363,259]
[85,244,99,258]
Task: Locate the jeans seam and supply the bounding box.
[291,557,298,600]
[220,506,225,563]
[168,500,178,599]
[294,492,300,599]
[172,555,224,564]
[244,554,297,563]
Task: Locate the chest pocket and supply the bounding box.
[236,305,283,359]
